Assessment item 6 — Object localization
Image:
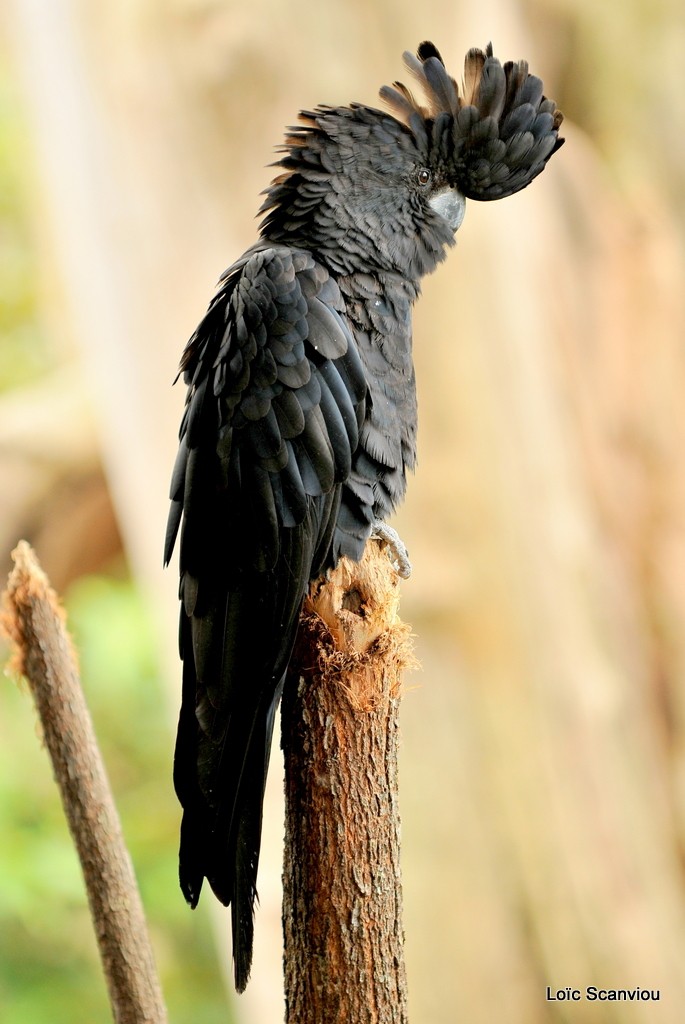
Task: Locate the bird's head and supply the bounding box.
[259,42,563,277]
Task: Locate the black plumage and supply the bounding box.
[166,40,563,991]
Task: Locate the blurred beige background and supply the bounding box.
[2,0,685,1021]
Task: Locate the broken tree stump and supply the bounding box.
[282,538,415,1024]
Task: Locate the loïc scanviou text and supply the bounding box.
[546,986,660,1002]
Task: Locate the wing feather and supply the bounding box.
[167,242,367,989]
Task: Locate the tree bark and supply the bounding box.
[1,542,168,1024]
[282,540,415,1024]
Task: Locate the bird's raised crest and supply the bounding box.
[380,41,486,122]
[380,40,564,201]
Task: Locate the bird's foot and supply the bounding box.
[372,520,412,579]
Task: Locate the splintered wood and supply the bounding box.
[282,538,415,1024]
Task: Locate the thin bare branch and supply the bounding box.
[1,541,168,1024]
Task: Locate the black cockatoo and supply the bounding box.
[166,41,563,991]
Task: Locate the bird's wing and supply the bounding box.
[166,244,366,990]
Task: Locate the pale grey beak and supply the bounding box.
[429,187,466,233]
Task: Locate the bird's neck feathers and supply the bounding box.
[258,106,455,281]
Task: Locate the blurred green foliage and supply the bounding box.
[0,571,232,1024]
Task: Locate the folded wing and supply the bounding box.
[165,244,367,991]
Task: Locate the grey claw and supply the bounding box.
[372,520,412,579]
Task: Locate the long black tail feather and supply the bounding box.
[175,638,286,992]
[174,492,336,990]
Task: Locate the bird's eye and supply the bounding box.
[417,168,432,187]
